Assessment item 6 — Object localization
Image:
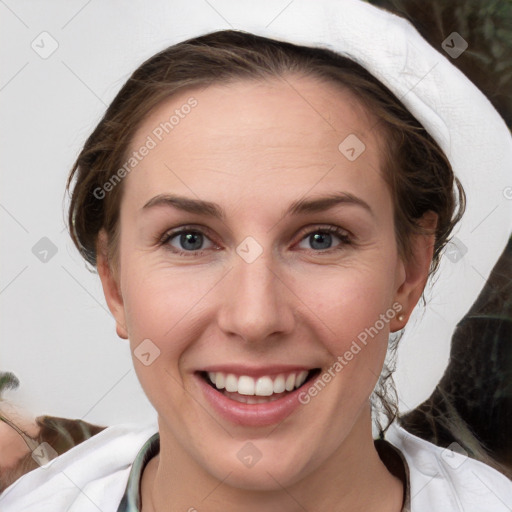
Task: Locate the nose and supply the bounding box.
[216,247,295,345]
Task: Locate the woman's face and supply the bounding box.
[99,75,429,489]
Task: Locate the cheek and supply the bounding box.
[120,258,219,401]
[292,263,398,401]
[298,263,397,342]
[123,263,218,335]
[286,270,396,450]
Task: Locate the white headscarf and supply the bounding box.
[168,0,512,409]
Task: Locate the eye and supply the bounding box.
[160,226,216,256]
[158,224,352,257]
[296,226,352,253]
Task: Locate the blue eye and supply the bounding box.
[297,226,351,252]
[161,228,215,255]
[305,232,335,250]
[159,225,351,257]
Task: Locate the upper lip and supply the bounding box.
[197,364,318,378]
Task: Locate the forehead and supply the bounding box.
[123,75,386,207]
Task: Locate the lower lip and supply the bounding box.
[195,373,315,427]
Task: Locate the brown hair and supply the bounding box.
[0,413,106,492]
[65,29,465,432]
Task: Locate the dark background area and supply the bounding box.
[367,0,512,477]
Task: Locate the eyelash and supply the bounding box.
[158,224,353,257]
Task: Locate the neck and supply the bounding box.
[141,407,404,512]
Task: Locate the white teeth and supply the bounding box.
[285,374,295,392]
[225,374,238,392]
[215,372,225,390]
[207,370,311,396]
[227,392,284,404]
[255,376,274,396]
[238,376,255,396]
[296,370,308,388]
[273,374,286,393]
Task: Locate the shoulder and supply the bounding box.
[385,423,512,512]
[0,421,158,512]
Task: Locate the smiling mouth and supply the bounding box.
[198,369,321,404]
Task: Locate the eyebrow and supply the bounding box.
[142,192,373,219]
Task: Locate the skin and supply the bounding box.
[97,74,436,512]
[0,403,40,492]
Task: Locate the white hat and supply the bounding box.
[173,0,512,410]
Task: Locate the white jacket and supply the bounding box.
[0,421,510,511]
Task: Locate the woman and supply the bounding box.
[1,1,511,510]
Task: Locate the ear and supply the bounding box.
[391,211,438,332]
[96,229,128,339]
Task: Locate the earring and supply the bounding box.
[397,314,405,322]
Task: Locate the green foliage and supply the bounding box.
[0,371,19,399]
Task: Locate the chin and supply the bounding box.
[197,439,316,492]
[219,460,308,492]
